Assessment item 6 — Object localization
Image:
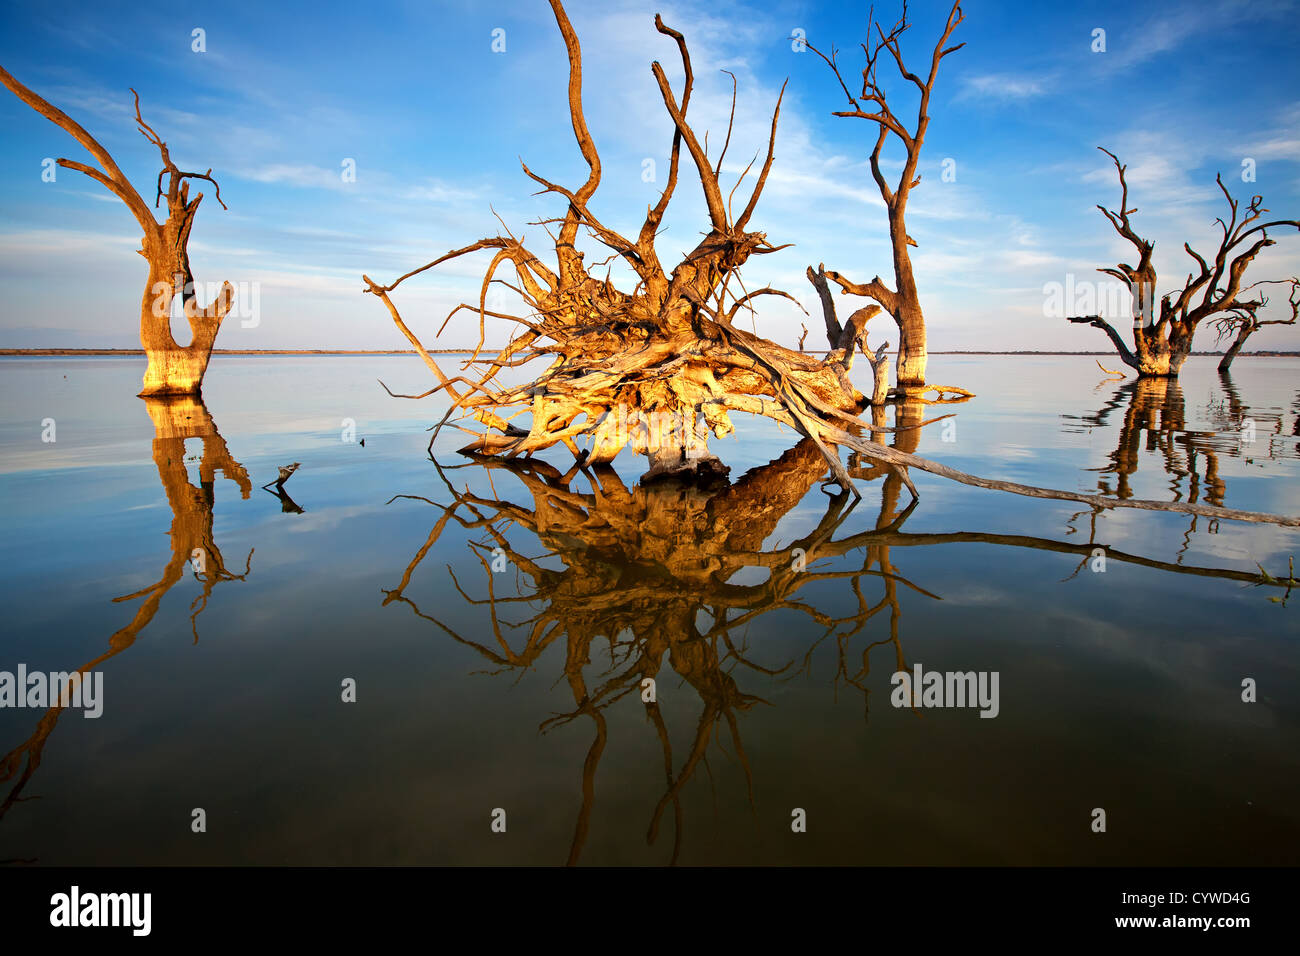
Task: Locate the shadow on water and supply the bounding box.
[379,396,1291,864]
[0,397,252,839]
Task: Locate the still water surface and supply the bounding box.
[0,354,1296,864]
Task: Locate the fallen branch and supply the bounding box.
[824,426,1298,526]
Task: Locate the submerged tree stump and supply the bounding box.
[0,68,235,396]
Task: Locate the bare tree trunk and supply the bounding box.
[138,248,231,396]
[893,291,928,388]
[1139,330,1193,377]
[888,202,930,390]
[805,3,966,392]
[869,342,890,406]
[0,66,234,396]
[1218,323,1251,372]
[1215,277,1297,372]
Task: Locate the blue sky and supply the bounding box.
[0,0,1297,351]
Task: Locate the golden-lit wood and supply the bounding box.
[0,67,234,395]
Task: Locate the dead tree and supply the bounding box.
[364,2,868,485]
[807,262,890,405]
[363,2,1300,530]
[804,1,966,392]
[1214,277,1298,371]
[0,67,234,395]
[1067,148,1299,376]
[364,0,942,494]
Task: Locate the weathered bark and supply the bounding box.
[1068,148,1299,377]
[364,1,894,492]
[0,67,234,395]
[1218,322,1252,372]
[1214,277,1298,372]
[804,2,966,391]
[807,262,889,404]
[362,3,1295,530]
[138,245,233,396]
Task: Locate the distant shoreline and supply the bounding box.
[2,348,1297,357]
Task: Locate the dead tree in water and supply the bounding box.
[364,2,1298,529]
[1067,148,1299,377]
[807,262,891,406]
[804,1,966,391]
[364,0,910,491]
[0,67,235,396]
[1214,277,1298,372]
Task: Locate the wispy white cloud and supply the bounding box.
[403,179,480,203]
[238,163,351,190]
[958,72,1053,102]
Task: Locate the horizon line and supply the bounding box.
[2,349,1298,358]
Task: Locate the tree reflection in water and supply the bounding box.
[383,397,1289,864]
[0,397,252,834]
[1062,370,1300,551]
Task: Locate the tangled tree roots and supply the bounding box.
[364,1,899,492]
[363,1,1297,530]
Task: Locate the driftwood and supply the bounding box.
[0,66,235,395]
[1067,148,1299,377]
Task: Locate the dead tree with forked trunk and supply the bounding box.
[804,1,966,392]
[1067,148,1299,377]
[0,66,234,396]
[807,262,890,405]
[1213,277,1298,372]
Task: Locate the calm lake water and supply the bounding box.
[0,354,1297,865]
